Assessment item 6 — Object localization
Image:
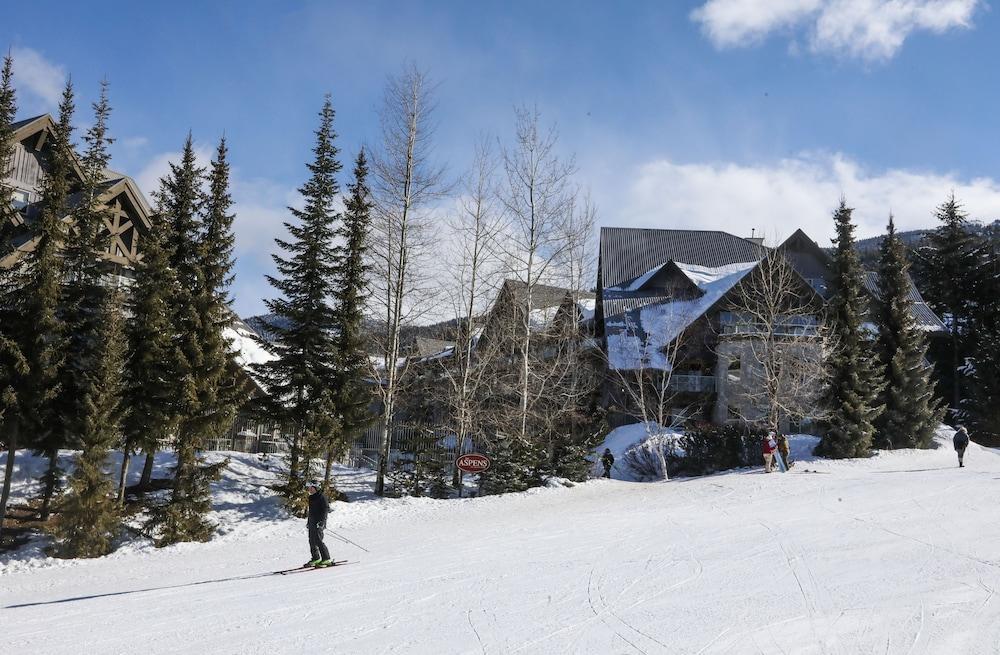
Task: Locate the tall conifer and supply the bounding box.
[153,135,219,545]
[254,96,340,508]
[874,216,942,448]
[23,81,76,519]
[965,223,1000,438]
[819,199,883,458]
[192,137,248,446]
[912,194,982,414]
[57,80,116,460]
[53,290,125,557]
[325,149,373,485]
[0,53,28,539]
[120,218,181,504]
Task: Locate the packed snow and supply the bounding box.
[4,427,1000,653]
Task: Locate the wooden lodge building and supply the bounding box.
[596,226,947,431]
[2,113,285,453]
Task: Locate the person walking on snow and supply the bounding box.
[601,448,615,478]
[776,433,791,469]
[762,432,778,473]
[954,426,970,468]
[305,480,332,567]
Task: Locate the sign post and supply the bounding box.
[455,453,491,497]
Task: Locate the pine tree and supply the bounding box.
[326,149,373,486]
[120,217,181,504]
[254,96,341,509]
[21,81,76,520]
[57,80,116,471]
[874,216,943,449]
[190,137,247,456]
[0,53,29,540]
[53,290,125,558]
[153,135,216,545]
[965,222,1000,439]
[818,199,884,459]
[912,194,983,415]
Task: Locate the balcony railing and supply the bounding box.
[668,374,716,393]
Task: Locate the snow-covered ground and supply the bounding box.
[4,429,1000,654]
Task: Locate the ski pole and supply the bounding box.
[325,527,370,553]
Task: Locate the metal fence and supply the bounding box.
[202,414,290,454]
[344,423,477,475]
[199,414,480,478]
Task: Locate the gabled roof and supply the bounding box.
[861,272,947,332]
[500,279,595,309]
[600,227,768,290]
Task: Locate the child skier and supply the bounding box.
[305,480,333,567]
[762,432,778,473]
[953,426,970,468]
[601,448,615,478]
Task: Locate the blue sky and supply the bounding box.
[6,0,1000,316]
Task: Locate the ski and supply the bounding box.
[275,560,350,575]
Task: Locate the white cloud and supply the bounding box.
[10,46,66,111]
[612,151,1000,245]
[691,0,980,60]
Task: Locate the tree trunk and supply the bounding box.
[117,450,131,505]
[323,446,334,487]
[39,450,59,521]
[139,450,155,491]
[952,332,961,413]
[0,424,19,541]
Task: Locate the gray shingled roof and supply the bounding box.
[502,279,595,309]
[861,271,947,332]
[600,227,768,289]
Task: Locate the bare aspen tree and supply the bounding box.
[718,254,831,429]
[439,138,505,487]
[498,107,577,443]
[369,64,446,496]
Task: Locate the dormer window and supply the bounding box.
[10,189,29,210]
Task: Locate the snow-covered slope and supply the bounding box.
[4,430,1000,654]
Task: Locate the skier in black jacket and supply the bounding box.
[305,480,332,567]
[601,449,615,478]
[953,426,970,468]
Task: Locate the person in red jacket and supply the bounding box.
[762,431,778,473]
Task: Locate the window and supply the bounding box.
[10,190,29,210]
[727,356,741,383]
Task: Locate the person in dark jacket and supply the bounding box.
[305,480,332,567]
[953,426,970,468]
[601,449,615,478]
[776,433,791,469]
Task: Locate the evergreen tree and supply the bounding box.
[0,53,29,540]
[874,216,943,449]
[254,96,341,509]
[120,218,181,503]
[326,149,373,485]
[818,199,883,458]
[53,290,125,558]
[21,81,76,520]
[153,135,216,544]
[912,194,983,414]
[190,137,247,457]
[965,223,1000,439]
[56,80,115,469]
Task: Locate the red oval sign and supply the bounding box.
[456,453,491,473]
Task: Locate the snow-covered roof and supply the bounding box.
[224,321,278,370]
[606,261,758,371]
